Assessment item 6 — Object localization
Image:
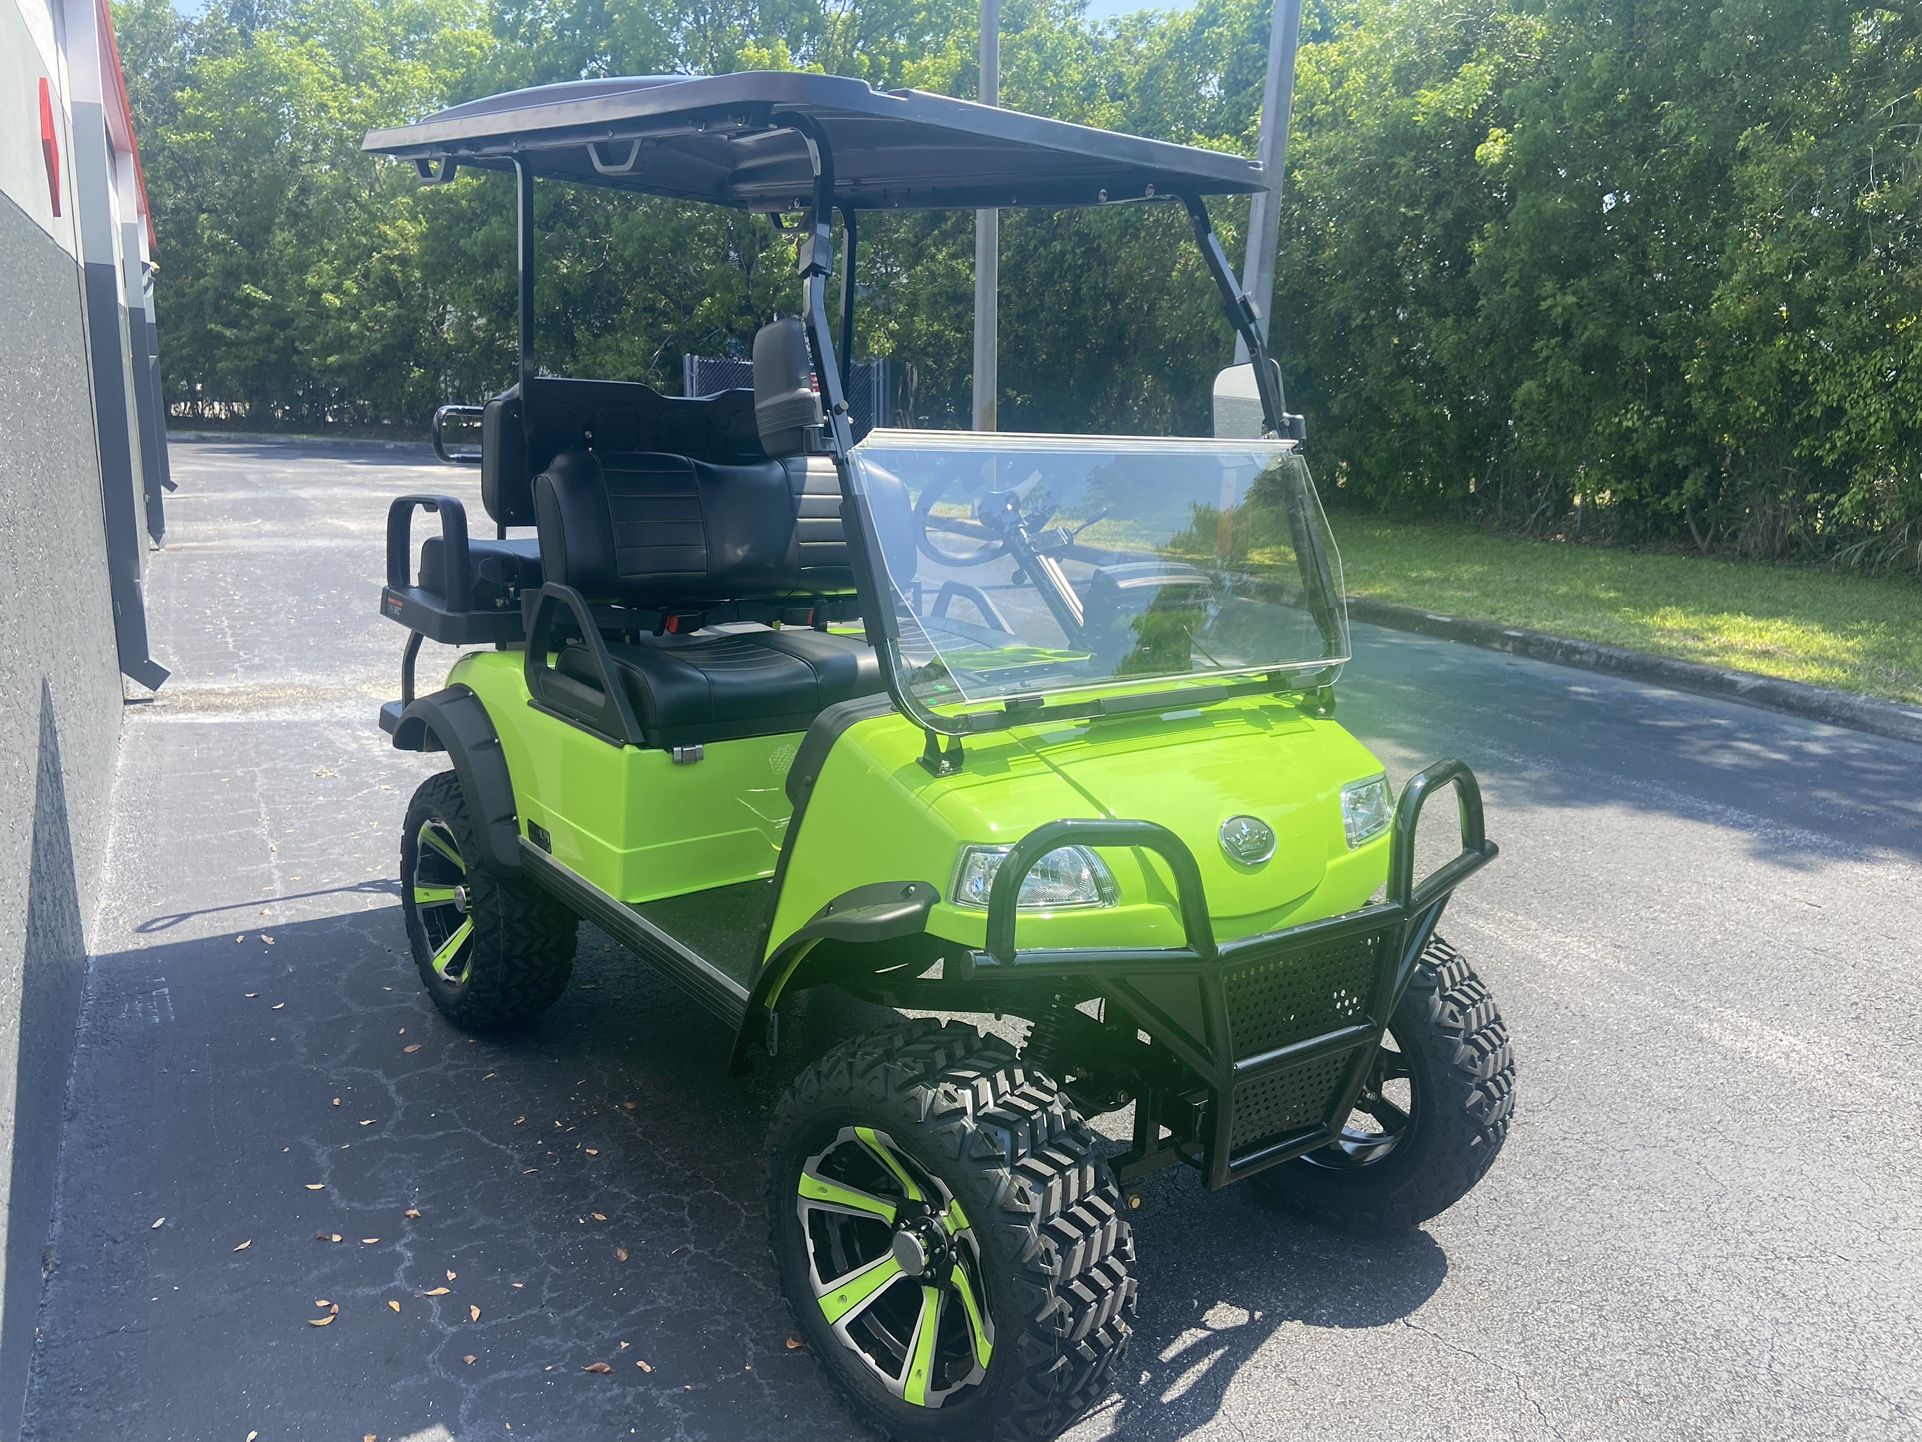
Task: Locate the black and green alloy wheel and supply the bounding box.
[400,771,578,1031]
[770,1020,1135,1442]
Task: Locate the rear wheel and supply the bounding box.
[1258,935,1516,1232]
[769,1020,1135,1442]
[400,771,577,1031]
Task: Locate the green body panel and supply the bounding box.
[449,652,799,902]
[765,695,1391,964]
[442,654,1390,982]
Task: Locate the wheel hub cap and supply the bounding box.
[889,1228,930,1275]
[796,1125,994,1408]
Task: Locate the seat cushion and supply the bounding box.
[555,626,883,747]
[419,535,543,608]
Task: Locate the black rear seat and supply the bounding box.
[418,534,543,609]
[529,319,885,748]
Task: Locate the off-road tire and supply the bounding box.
[1259,934,1515,1232]
[769,1019,1136,1442]
[400,770,577,1031]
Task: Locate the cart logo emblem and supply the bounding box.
[1219,815,1275,865]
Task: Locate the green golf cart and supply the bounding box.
[365,72,1514,1442]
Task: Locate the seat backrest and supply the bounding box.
[481,378,764,528]
[533,449,858,607]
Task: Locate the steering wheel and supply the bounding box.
[914,466,1061,568]
[913,467,1008,568]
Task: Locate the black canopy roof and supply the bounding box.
[361,71,1264,211]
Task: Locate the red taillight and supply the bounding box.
[39,78,60,215]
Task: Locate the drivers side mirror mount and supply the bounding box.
[1212,360,1304,443]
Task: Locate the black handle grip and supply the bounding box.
[1388,759,1496,912]
[986,818,1217,966]
[386,494,470,612]
[523,583,643,747]
[432,405,485,465]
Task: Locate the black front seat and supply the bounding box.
[530,319,885,747]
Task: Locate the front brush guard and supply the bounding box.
[962,759,1497,1188]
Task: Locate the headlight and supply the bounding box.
[1341,775,1392,848]
[952,845,1119,910]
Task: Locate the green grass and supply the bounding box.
[1330,519,1922,706]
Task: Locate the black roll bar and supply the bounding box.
[985,818,1219,966]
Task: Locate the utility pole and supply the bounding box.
[971,0,999,430]
[1235,0,1303,363]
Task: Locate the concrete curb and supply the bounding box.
[1346,595,1922,748]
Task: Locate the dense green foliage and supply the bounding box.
[118,0,1922,572]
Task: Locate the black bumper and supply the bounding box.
[963,759,1497,1188]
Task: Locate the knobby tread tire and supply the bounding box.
[401,771,577,1031]
[1260,933,1516,1233]
[769,1019,1137,1442]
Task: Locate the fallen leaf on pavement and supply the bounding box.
[636,1359,653,1373]
[315,1232,343,1243]
[235,935,246,943]
[622,1101,637,1111]
[308,1314,335,1327]
[359,1119,375,1127]
[591,1212,607,1221]
[446,1270,457,1281]
[263,935,275,945]
[244,993,257,999]
[462,1355,476,1366]
[585,1149,600,1157]
[615,1247,629,1263]
[405,1208,421,1219]
[584,1362,612,1374]
[233,1240,252,1252]
[786,1337,802,1350]
[618,1341,630,1351]
[403,1044,421,1054]
[248,1431,259,1441]
[469,1304,481,1322]
[424,1287,450,1297]
[272,1003,285,1011]
[150,1217,165,1230]
[332,1097,341,1106]
[305,1184,325,1191]
[387,1300,400,1313]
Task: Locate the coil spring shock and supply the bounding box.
[1023,995,1079,1085]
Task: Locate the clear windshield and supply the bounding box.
[846,430,1350,716]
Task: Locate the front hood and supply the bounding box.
[1013,705,1381,921]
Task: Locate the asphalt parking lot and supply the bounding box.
[23,438,1922,1442]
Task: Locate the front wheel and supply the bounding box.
[1258,934,1516,1232]
[768,1020,1136,1442]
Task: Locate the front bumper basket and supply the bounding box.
[964,759,1498,1188]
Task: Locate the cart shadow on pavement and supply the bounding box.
[29,902,1448,1442]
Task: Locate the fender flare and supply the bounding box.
[388,685,521,873]
[727,880,938,1074]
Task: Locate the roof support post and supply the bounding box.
[774,111,854,458]
[515,159,536,395]
[836,203,857,394]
